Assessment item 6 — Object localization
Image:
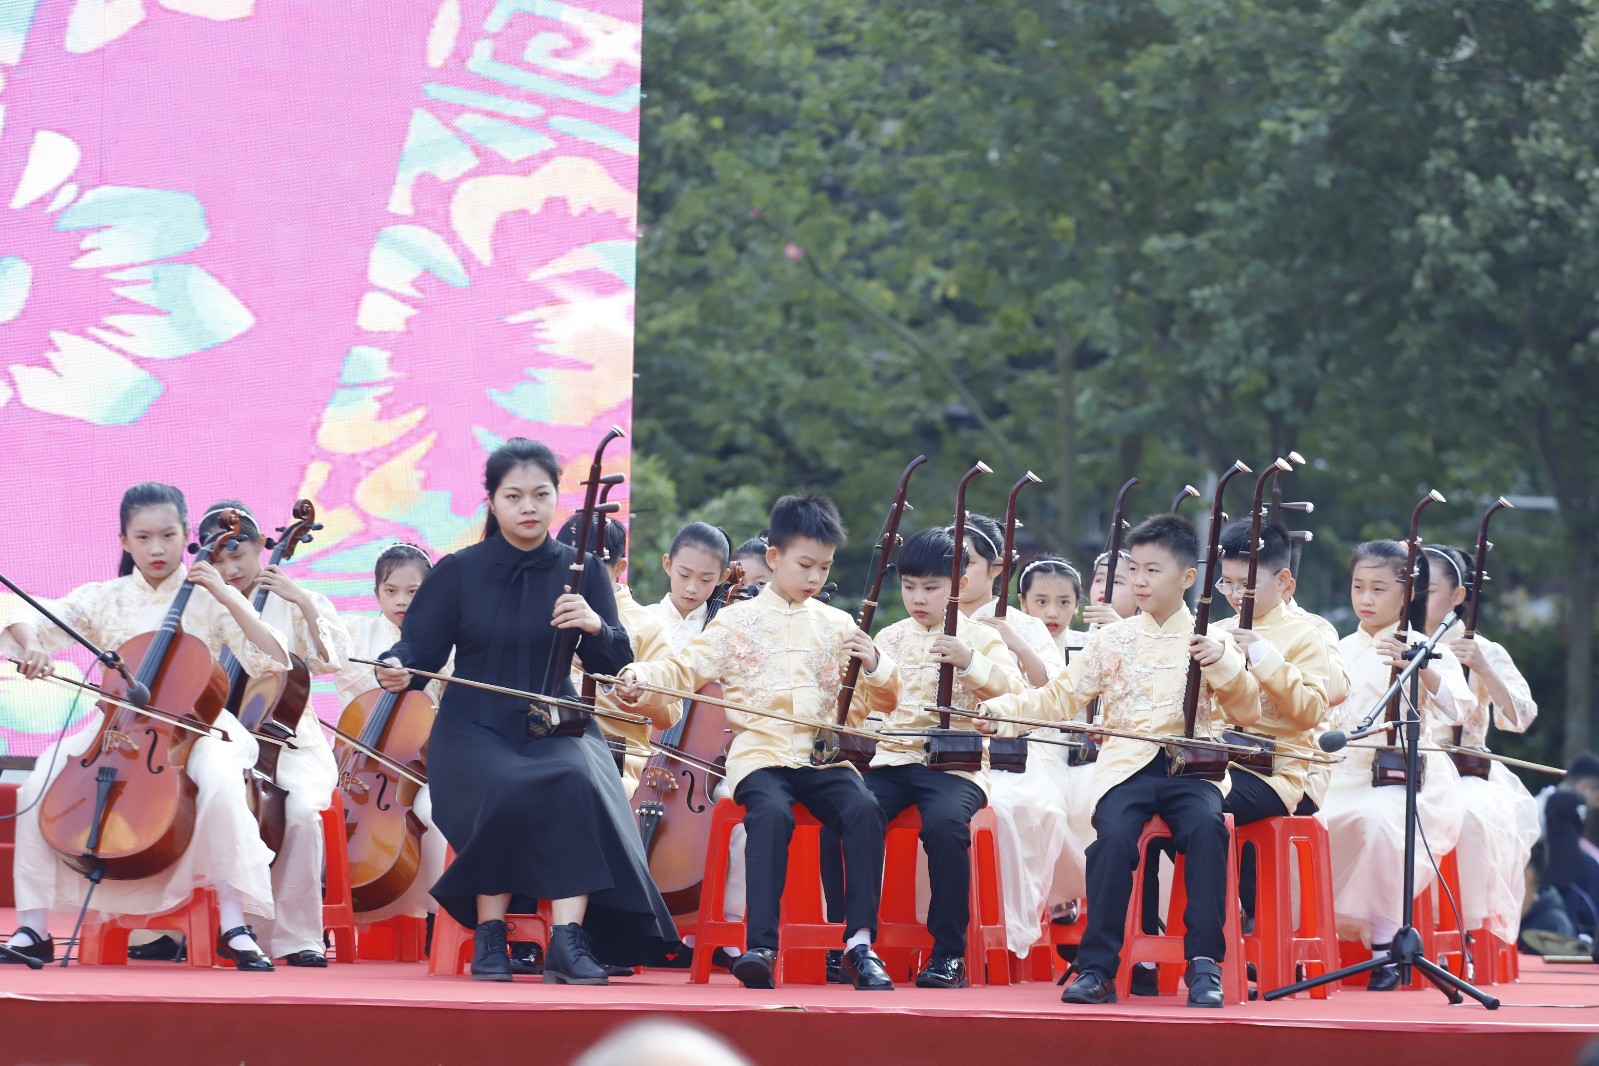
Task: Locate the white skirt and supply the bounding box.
[990,739,1091,956]
[1317,746,1464,945]
[1454,764,1540,941]
[13,709,275,920]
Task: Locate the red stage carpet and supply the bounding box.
[3,921,1598,1066]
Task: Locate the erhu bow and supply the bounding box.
[813,454,928,767]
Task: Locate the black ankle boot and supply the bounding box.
[471,920,512,982]
[544,923,609,985]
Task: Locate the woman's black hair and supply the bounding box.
[1350,539,1429,632]
[374,544,432,587]
[897,527,958,581]
[1018,554,1084,601]
[669,521,732,565]
[768,494,847,550]
[196,499,262,547]
[557,513,628,563]
[482,437,562,541]
[117,482,188,577]
[732,533,770,562]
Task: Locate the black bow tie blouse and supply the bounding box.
[383,531,678,961]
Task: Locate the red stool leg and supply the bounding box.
[320,796,357,963]
[689,799,744,984]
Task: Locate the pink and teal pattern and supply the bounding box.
[0,0,640,754]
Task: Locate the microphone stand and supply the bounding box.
[0,569,150,707]
[1265,613,1498,1008]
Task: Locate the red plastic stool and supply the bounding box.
[77,888,220,967]
[426,847,551,977]
[1237,815,1340,997]
[688,797,841,986]
[320,796,357,963]
[358,915,430,961]
[1473,930,1518,983]
[873,807,1010,986]
[1119,814,1247,1004]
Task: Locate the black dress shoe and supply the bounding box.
[602,962,634,978]
[839,944,893,991]
[281,950,327,968]
[216,926,274,972]
[127,934,182,961]
[543,924,610,985]
[825,949,846,984]
[1185,958,1225,1008]
[731,948,777,989]
[916,953,967,989]
[1060,968,1116,1005]
[1367,963,1401,991]
[1,928,54,964]
[509,941,543,976]
[471,919,512,982]
[1129,964,1160,997]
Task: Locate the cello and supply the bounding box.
[227,500,321,857]
[1167,460,1251,780]
[334,666,436,913]
[629,562,744,917]
[40,512,245,880]
[987,470,1042,774]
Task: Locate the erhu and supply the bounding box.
[1371,490,1446,788]
[987,470,1043,774]
[924,462,993,773]
[1445,497,1514,780]
[1166,461,1250,780]
[1072,476,1141,767]
[812,455,928,768]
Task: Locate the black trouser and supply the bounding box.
[734,766,886,953]
[1222,767,1290,920]
[1139,765,1293,933]
[819,764,987,958]
[1079,756,1230,978]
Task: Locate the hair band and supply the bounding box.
[1423,546,1465,587]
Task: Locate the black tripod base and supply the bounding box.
[0,943,45,970]
[1263,926,1498,1009]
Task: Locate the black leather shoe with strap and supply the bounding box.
[0,928,54,964]
[1184,958,1225,1008]
[281,950,328,968]
[216,926,274,972]
[840,944,894,991]
[1060,968,1116,1004]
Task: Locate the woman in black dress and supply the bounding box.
[374,438,679,983]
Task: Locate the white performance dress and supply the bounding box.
[331,613,447,922]
[3,568,286,922]
[1443,625,1541,943]
[1319,623,1472,945]
[250,592,351,958]
[976,605,1091,957]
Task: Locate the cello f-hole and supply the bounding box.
[144,727,165,776]
[374,772,393,812]
[681,769,707,814]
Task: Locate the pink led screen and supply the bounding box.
[0,0,640,754]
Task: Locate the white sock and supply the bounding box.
[846,928,871,951]
[1370,917,1399,957]
[214,882,256,952]
[8,910,50,947]
[1136,961,1157,972]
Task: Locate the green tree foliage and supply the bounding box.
[634,0,1599,765]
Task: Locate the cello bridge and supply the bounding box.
[338,772,369,796]
[102,730,138,755]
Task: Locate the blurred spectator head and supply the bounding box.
[1567,752,1599,807]
[572,1020,752,1066]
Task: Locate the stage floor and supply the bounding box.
[3,915,1597,1066]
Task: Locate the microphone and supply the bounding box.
[124,679,152,707]
[1318,731,1347,753]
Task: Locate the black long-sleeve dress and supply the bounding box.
[382,530,680,963]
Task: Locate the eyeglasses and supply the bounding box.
[1213,580,1251,595]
